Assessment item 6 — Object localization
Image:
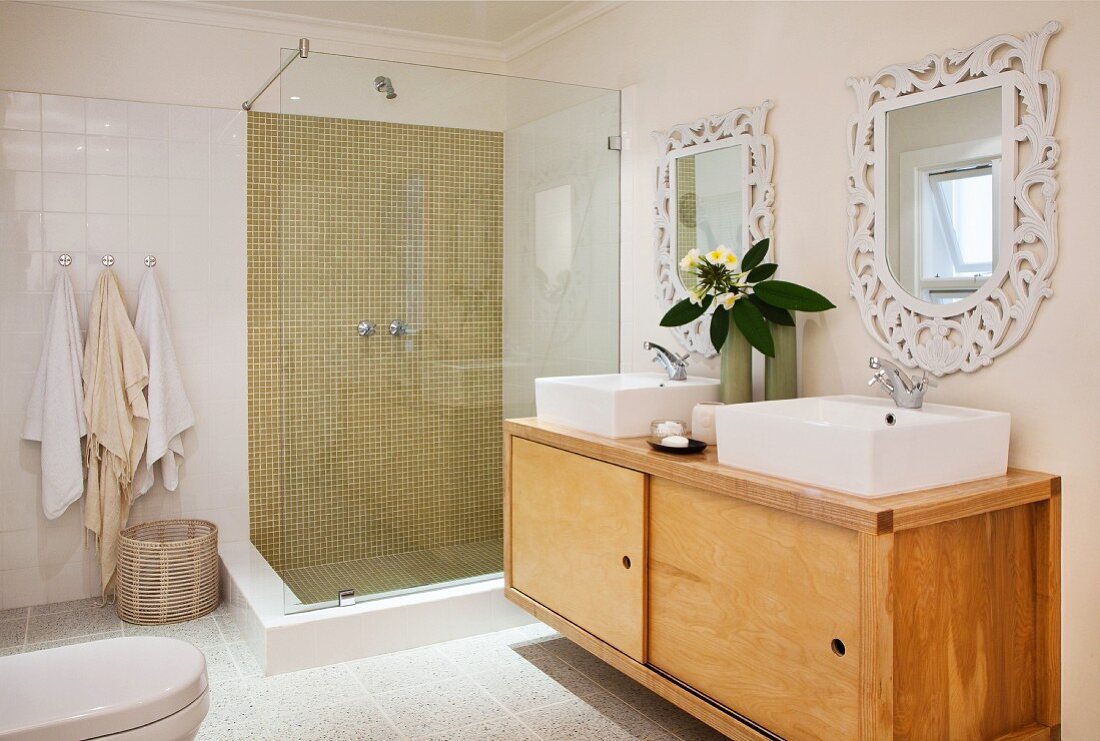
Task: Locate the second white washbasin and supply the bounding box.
[535,373,721,439]
[715,395,1010,496]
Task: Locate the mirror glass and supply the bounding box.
[675,144,743,288]
[885,87,1002,304]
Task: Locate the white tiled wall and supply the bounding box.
[0,90,248,609]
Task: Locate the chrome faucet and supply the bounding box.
[644,341,689,381]
[867,356,936,409]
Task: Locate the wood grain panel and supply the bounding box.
[510,438,645,661]
[1034,490,1061,728]
[893,507,1038,740]
[648,477,862,740]
[505,418,1058,535]
[860,532,894,740]
[506,587,771,741]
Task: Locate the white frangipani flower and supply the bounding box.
[679,248,701,271]
[716,292,741,310]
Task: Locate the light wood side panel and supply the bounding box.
[1034,487,1061,728]
[861,532,894,740]
[893,505,1039,740]
[510,438,645,661]
[506,588,771,741]
[648,477,863,740]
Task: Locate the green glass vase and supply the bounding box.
[720,322,753,404]
[764,322,797,400]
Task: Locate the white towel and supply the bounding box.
[133,270,194,497]
[22,271,87,519]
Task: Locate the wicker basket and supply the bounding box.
[116,519,219,625]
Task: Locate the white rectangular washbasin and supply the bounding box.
[715,395,1010,496]
[535,373,721,439]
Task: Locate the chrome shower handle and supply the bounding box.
[389,320,416,337]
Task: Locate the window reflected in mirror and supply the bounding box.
[885,87,1002,304]
[675,145,743,288]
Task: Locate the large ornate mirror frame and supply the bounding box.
[846,22,1061,375]
[655,101,775,357]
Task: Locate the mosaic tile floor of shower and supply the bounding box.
[280,539,504,606]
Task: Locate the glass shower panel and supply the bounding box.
[244,50,619,613]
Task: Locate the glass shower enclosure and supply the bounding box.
[245,50,620,613]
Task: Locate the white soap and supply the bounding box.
[661,435,690,448]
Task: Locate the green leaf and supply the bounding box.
[709,307,729,352]
[748,294,795,326]
[660,294,712,327]
[731,298,775,357]
[746,263,778,282]
[752,280,836,312]
[740,238,771,271]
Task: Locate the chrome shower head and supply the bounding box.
[374,76,397,100]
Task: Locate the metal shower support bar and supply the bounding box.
[242,38,310,111]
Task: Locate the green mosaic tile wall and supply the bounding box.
[247,112,504,573]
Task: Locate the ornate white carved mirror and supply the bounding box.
[847,22,1060,375]
[656,101,775,356]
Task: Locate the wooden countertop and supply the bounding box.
[505,418,1059,535]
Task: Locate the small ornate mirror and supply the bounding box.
[656,102,775,357]
[847,22,1061,375]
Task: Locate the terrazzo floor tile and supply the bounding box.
[212,614,241,642]
[227,641,263,677]
[373,675,510,738]
[266,698,402,740]
[200,643,243,684]
[24,630,124,652]
[252,664,365,719]
[426,716,540,740]
[0,607,28,621]
[517,696,640,740]
[350,645,463,694]
[25,606,121,643]
[9,598,735,741]
[0,618,26,648]
[582,691,680,740]
[122,616,224,647]
[436,629,548,674]
[472,656,601,713]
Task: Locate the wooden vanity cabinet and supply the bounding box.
[648,477,863,740]
[504,420,1061,741]
[508,438,645,661]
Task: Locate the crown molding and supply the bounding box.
[20,0,622,63]
[501,1,621,61]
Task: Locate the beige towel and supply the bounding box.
[83,269,149,597]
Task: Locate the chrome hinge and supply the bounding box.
[607,135,623,151]
[338,589,355,607]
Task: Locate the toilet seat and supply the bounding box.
[0,636,209,740]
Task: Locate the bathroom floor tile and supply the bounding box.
[227,641,263,677]
[9,601,733,741]
[266,697,402,740]
[122,615,224,647]
[426,716,540,740]
[517,695,641,740]
[0,618,26,648]
[373,675,509,738]
[349,644,463,694]
[23,630,124,652]
[472,655,600,713]
[25,606,121,643]
[201,643,242,684]
[0,606,28,621]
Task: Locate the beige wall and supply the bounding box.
[508,2,1100,735]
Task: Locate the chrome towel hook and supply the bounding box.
[145,255,157,268]
[102,254,115,267]
[58,253,72,267]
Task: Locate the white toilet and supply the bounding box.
[0,636,209,740]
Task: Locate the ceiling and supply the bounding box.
[200,1,576,42]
